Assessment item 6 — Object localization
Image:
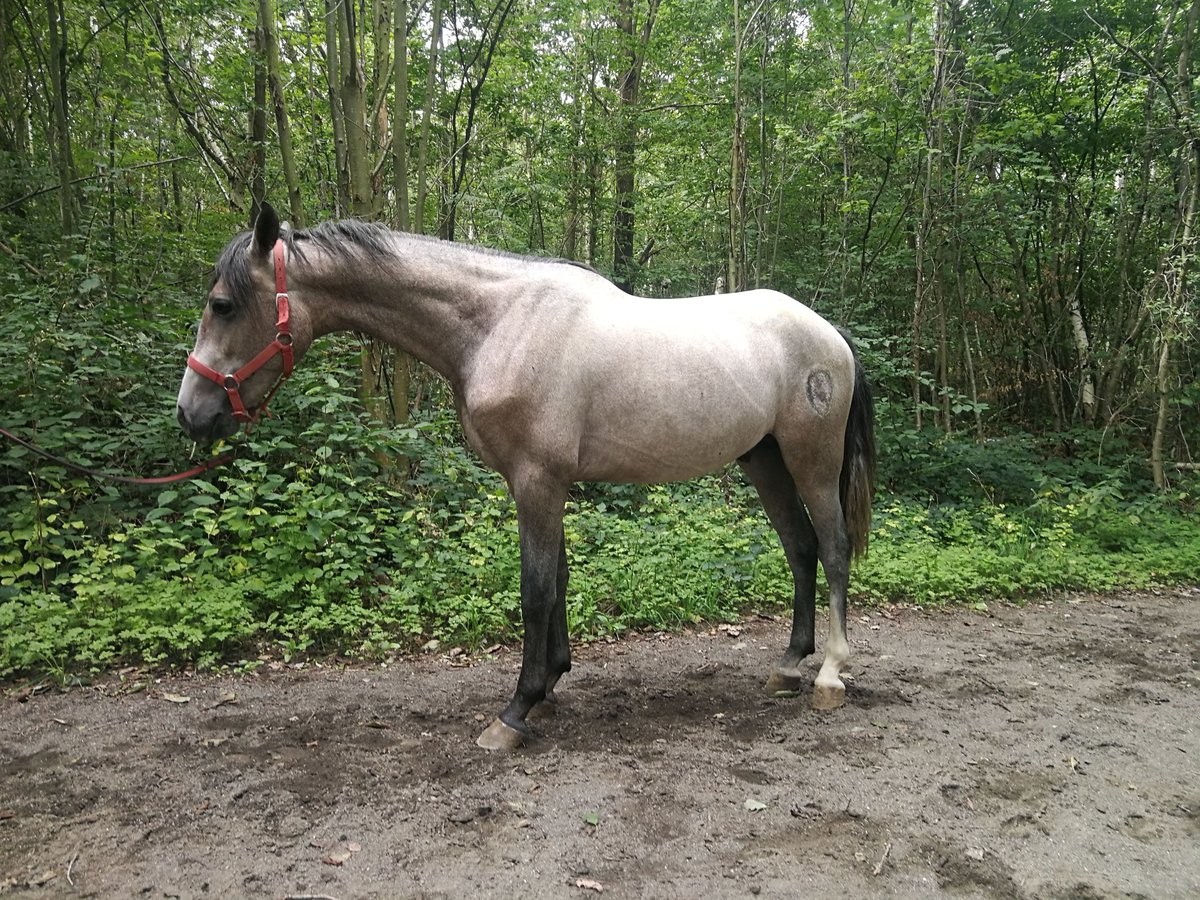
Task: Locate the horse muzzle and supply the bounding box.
[176,397,242,445]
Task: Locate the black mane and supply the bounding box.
[211,217,598,311]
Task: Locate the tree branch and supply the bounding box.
[0,156,194,213]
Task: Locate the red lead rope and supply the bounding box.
[0,425,235,485]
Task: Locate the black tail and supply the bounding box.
[839,335,876,559]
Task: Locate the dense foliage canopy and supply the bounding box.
[1,0,1197,677]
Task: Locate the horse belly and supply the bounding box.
[575,360,779,483]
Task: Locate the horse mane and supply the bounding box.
[212,217,598,312]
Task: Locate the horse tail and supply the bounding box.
[839,333,876,559]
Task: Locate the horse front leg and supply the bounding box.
[531,532,571,719]
[477,475,568,751]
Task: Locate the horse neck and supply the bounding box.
[301,235,506,384]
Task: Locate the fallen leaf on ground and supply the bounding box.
[575,879,604,893]
[322,841,362,866]
[161,693,191,704]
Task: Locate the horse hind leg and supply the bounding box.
[737,437,819,694]
[800,478,852,710]
[773,438,853,711]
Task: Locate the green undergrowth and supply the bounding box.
[2,420,1197,679]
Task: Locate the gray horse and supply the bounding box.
[177,204,876,750]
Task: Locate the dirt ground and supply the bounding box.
[2,587,1197,899]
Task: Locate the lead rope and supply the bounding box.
[0,425,236,486]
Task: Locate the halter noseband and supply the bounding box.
[186,239,295,424]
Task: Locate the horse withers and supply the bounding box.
[177,204,876,751]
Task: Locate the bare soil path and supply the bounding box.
[2,587,1198,899]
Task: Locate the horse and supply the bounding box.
[176,203,876,751]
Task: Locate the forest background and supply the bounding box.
[1,0,1197,678]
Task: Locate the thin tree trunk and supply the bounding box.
[1152,0,1200,487]
[913,0,948,430]
[414,0,442,234]
[0,0,29,204]
[259,0,304,226]
[838,0,854,307]
[612,0,661,292]
[728,0,748,293]
[389,0,413,476]
[250,14,267,226]
[394,0,410,230]
[44,0,74,234]
[323,0,349,215]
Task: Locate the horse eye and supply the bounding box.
[210,298,235,319]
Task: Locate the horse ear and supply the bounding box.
[251,202,280,257]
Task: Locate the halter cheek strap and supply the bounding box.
[186,239,295,424]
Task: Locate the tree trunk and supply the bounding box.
[390,0,413,475]
[323,0,349,215]
[44,0,74,234]
[612,0,661,292]
[913,0,950,430]
[1152,0,1200,487]
[727,0,748,293]
[0,1,30,208]
[414,0,442,234]
[394,0,410,230]
[837,0,854,307]
[333,0,373,218]
[250,13,267,227]
[259,0,304,226]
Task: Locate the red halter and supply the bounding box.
[186,239,295,424]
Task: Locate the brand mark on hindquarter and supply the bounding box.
[806,369,833,416]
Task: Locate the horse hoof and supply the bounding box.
[765,669,805,694]
[810,682,845,711]
[476,718,527,751]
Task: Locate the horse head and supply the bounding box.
[176,203,312,443]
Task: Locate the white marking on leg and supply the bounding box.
[815,617,850,692]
